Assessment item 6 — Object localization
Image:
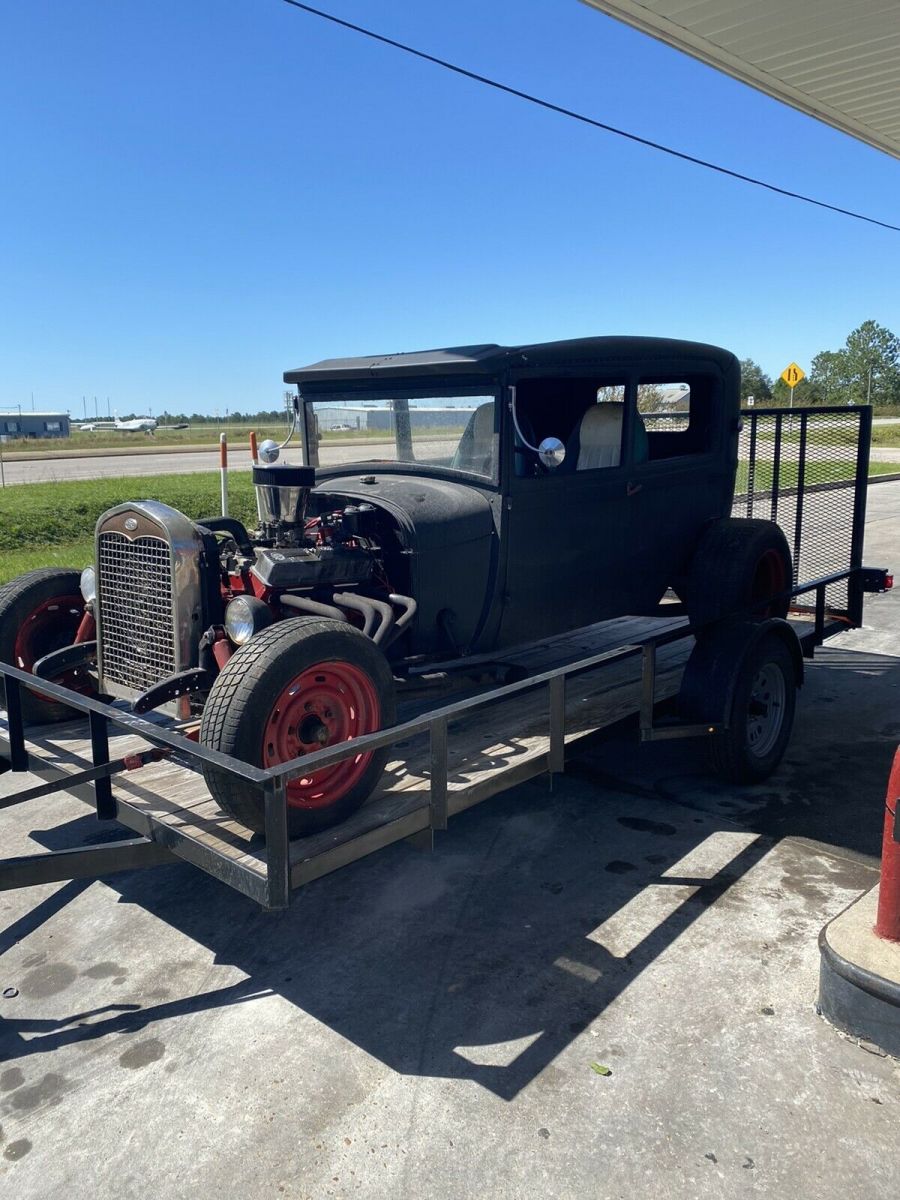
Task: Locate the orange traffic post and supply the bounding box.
[875,746,900,941]
[249,430,258,464]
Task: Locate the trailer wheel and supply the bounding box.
[684,518,792,627]
[705,632,797,783]
[0,568,94,724]
[200,617,395,837]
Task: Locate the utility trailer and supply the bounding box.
[0,404,889,910]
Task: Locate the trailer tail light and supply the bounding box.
[859,567,893,593]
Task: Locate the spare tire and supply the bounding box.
[684,518,792,628]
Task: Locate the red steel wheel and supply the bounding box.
[261,661,382,810]
[751,547,789,617]
[200,617,395,837]
[13,594,83,671]
[0,567,96,724]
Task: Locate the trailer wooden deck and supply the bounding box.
[1,614,693,904]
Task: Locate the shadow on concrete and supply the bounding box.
[0,646,894,1099]
[580,646,900,859]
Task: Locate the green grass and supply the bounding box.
[0,471,262,584]
[755,423,900,449]
[0,538,97,582]
[0,460,897,586]
[734,458,897,493]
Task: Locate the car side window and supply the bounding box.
[513,377,631,476]
[637,378,713,460]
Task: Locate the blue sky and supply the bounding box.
[2,0,898,416]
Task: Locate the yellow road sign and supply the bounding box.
[781,362,805,387]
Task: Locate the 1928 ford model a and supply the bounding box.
[0,336,796,836]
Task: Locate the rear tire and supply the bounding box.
[200,617,395,837]
[709,633,797,782]
[0,568,92,724]
[684,517,791,627]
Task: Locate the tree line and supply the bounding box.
[113,318,900,423]
[740,319,900,408]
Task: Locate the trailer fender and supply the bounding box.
[679,618,803,727]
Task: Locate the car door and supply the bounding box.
[496,391,641,648]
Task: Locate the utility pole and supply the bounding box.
[867,365,873,405]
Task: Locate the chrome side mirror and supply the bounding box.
[510,387,566,471]
[538,437,566,469]
[258,438,280,464]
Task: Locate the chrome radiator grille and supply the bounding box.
[97,531,177,693]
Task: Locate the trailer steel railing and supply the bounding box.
[0,566,881,910]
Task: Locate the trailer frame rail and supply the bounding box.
[0,564,886,909]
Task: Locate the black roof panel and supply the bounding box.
[284,336,735,385]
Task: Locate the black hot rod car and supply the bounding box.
[0,337,795,835]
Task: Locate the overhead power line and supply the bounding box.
[280,0,899,235]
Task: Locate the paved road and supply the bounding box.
[0,439,464,485]
[6,442,900,486]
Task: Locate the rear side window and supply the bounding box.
[637,377,713,460]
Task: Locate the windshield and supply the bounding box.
[302,392,497,480]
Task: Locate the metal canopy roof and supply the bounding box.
[580,0,900,159]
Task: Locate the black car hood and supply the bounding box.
[310,472,494,547]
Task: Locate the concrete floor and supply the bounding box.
[1,487,900,1198]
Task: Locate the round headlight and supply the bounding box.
[224,595,273,645]
[80,566,96,604]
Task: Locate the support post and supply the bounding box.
[848,406,872,627]
[219,433,229,517]
[745,411,757,517]
[639,643,656,740]
[5,676,28,772]
[264,777,290,911]
[548,676,566,777]
[770,412,782,525]
[792,409,807,585]
[430,718,448,831]
[814,582,826,644]
[88,709,115,819]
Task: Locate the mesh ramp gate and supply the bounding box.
[732,406,871,616]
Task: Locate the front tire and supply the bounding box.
[0,568,93,724]
[200,617,395,837]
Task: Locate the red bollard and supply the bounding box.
[875,747,900,941]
